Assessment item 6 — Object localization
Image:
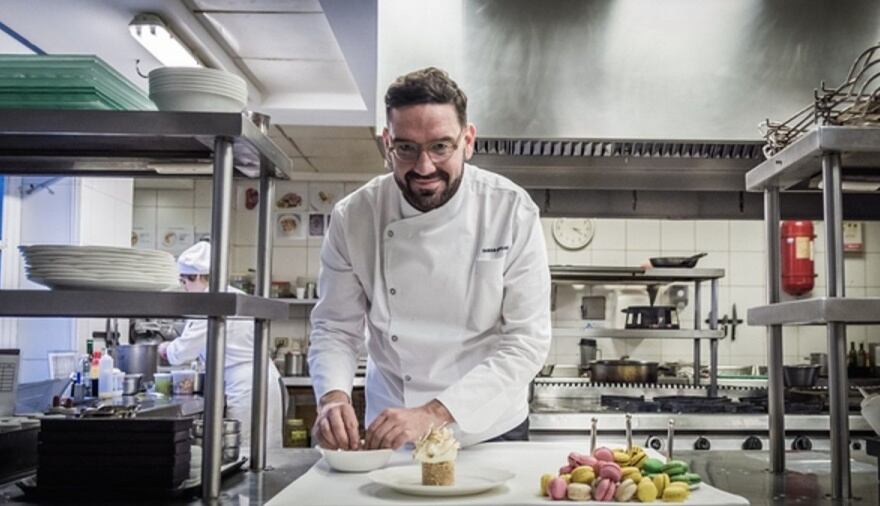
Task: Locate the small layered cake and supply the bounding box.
[413,426,460,486]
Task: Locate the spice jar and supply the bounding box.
[284,419,309,448]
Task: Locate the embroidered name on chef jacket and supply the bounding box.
[479,244,510,260]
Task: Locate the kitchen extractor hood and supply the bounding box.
[377,0,880,217]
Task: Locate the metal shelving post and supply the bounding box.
[822,152,850,498]
[708,279,719,398]
[250,155,276,471]
[764,188,785,474]
[203,136,235,499]
[693,281,701,387]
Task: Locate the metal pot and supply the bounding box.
[284,351,305,376]
[578,339,600,373]
[783,365,820,387]
[805,353,828,376]
[193,372,205,394]
[112,344,158,382]
[590,359,659,383]
[122,373,143,395]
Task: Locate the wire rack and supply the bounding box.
[760,42,880,158]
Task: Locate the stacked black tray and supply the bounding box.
[35,418,192,498]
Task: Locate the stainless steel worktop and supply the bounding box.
[282,376,364,388]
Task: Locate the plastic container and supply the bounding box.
[154,372,172,396]
[171,370,196,396]
[97,350,114,399]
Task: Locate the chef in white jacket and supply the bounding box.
[158,241,283,448]
[308,67,551,450]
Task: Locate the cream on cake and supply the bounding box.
[413,426,460,485]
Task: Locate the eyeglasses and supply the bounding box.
[387,129,464,165]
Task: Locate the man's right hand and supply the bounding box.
[313,390,361,450]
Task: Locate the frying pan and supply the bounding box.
[649,252,707,268]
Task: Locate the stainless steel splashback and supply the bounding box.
[463,0,880,141]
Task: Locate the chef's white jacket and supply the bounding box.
[308,164,551,447]
[166,286,283,448]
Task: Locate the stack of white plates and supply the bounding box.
[148,67,247,113]
[19,245,179,291]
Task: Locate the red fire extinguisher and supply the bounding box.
[781,220,815,296]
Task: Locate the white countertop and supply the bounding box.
[267,441,749,506]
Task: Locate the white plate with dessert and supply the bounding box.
[367,465,514,497]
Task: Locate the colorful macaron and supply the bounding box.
[643,457,665,475]
[614,478,638,501]
[592,447,614,462]
[652,472,671,496]
[570,465,596,484]
[548,477,568,500]
[662,460,689,476]
[621,466,643,483]
[592,477,617,501]
[671,472,702,485]
[637,477,659,502]
[566,483,592,501]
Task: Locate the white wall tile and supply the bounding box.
[813,220,825,254]
[864,222,880,252]
[194,180,213,208]
[194,208,211,236]
[233,208,258,245]
[660,220,695,252]
[626,250,658,266]
[156,207,193,230]
[591,219,626,250]
[540,218,555,247]
[867,253,880,287]
[844,254,866,287]
[626,219,661,250]
[729,221,764,252]
[729,252,765,286]
[156,190,194,208]
[232,246,256,274]
[813,251,826,288]
[695,220,729,252]
[592,250,625,267]
[272,247,309,284]
[557,248,592,266]
[133,189,157,207]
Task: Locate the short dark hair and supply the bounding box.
[385,67,467,126]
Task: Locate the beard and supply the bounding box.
[394,163,464,212]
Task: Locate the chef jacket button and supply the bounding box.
[404,375,412,382]
[391,335,398,342]
[390,288,396,295]
[387,230,394,238]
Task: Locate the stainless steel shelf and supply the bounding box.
[579,328,726,339]
[0,109,293,178]
[529,412,873,433]
[277,298,319,305]
[747,297,880,325]
[0,290,290,320]
[550,265,725,283]
[746,126,880,191]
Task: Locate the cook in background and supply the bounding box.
[158,240,284,448]
[308,67,551,450]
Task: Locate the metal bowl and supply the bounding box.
[783,364,820,387]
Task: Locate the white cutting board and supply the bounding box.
[267,441,750,506]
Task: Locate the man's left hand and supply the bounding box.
[364,400,453,450]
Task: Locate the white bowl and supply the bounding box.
[862,393,880,436]
[320,447,393,473]
[150,90,246,113]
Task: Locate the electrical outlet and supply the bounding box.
[274,337,289,349]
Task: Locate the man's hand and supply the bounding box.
[313,390,360,450]
[365,400,453,450]
[158,342,170,361]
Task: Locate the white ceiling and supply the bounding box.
[0,0,385,176]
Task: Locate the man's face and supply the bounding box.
[383,104,476,212]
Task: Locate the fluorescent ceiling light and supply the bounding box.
[129,13,201,67]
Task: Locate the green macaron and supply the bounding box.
[643,458,665,475]
[671,472,702,485]
[661,460,689,476]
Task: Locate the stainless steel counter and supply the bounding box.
[282,376,364,388]
[0,448,321,505]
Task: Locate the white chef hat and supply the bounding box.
[177,241,211,275]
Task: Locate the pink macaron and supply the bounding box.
[567,452,598,469]
[593,478,617,501]
[593,447,614,462]
[598,462,623,482]
[548,477,568,500]
[559,464,574,475]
